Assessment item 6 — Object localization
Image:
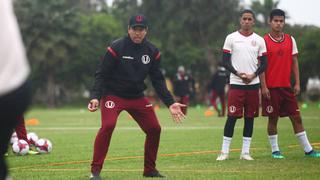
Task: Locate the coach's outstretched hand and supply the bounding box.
[88,99,99,112]
[169,103,186,123]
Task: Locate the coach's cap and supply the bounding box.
[129,14,148,28]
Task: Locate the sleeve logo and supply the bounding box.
[141,55,150,64]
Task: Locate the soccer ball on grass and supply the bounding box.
[12,139,29,155]
[35,138,52,154]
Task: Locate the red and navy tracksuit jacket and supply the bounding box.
[91,35,174,107]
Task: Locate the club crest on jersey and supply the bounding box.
[277,49,284,56]
[251,40,257,47]
[229,106,236,113]
[266,105,273,113]
[105,101,115,109]
[141,55,150,64]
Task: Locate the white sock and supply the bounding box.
[221,136,232,154]
[268,134,280,153]
[295,131,313,153]
[241,137,252,154]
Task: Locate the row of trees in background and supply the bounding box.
[13,0,320,107]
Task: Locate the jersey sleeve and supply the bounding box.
[258,37,267,57]
[291,36,298,55]
[222,35,232,53]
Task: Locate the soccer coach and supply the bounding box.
[87,14,186,179]
[0,0,31,179]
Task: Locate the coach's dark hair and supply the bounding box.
[240,9,256,19]
[269,9,285,21]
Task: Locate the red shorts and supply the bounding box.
[227,88,259,118]
[262,88,300,117]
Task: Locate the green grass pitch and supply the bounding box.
[6,104,320,179]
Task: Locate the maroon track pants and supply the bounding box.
[15,115,29,144]
[91,95,161,175]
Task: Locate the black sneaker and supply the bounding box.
[143,171,166,178]
[89,173,101,180]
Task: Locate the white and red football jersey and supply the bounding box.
[264,33,298,88]
[223,31,267,85]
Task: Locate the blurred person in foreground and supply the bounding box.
[0,0,31,179]
[261,9,320,159]
[88,14,186,180]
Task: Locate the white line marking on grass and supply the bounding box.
[26,115,319,131]
[27,126,238,131]
[28,124,320,131]
[28,127,99,130]
[304,116,320,120]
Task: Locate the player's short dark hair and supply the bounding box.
[269,9,285,21]
[240,9,256,19]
